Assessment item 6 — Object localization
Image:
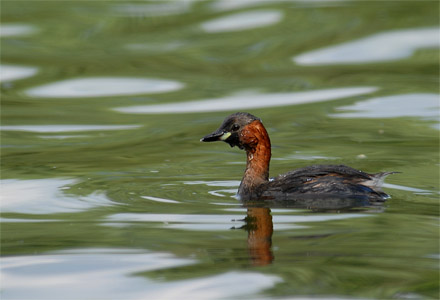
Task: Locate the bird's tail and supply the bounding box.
[363,171,399,189]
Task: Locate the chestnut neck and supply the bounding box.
[238,120,271,198]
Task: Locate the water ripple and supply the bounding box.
[330,93,439,120]
[201,10,283,33]
[0,65,38,82]
[0,179,118,214]
[25,77,184,98]
[1,248,196,300]
[0,125,141,133]
[0,23,38,37]
[113,87,378,114]
[294,27,440,65]
[103,212,370,231]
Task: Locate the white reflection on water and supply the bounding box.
[294,27,440,65]
[330,94,439,120]
[200,10,283,33]
[211,0,347,11]
[0,218,59,223]
[1,248,281,300]
[25,77,184,98]
[383,183,438,195]
[113,87,378,114]
[141,195,180,204]
[145,271,282,300]
[0,179,117,214]
[1,248,195,300]
[0,23,38,37]
[38,135,89,139]
[0,65,38,82]
[0,124,141,133]
[104,212,369,231]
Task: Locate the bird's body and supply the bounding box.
[201,112,394,202]
[258,164,393,201]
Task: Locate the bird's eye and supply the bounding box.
[231,124,240,131]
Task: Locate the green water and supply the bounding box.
[1,1,439,299]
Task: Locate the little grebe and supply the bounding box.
[201,112,395,202]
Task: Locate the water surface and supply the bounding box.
[1,1,439,300]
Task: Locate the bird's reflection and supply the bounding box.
[243,207,274,266]
[241,196,383,266]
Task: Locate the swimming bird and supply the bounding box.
[201,112,395,202]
